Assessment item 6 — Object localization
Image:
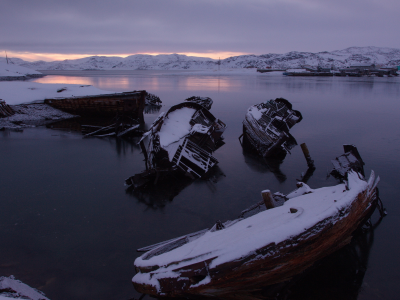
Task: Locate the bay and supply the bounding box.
[1,70,399,299]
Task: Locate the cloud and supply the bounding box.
[1,0,399,59]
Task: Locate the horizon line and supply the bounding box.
[3,51,251,62]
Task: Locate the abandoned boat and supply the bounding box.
[240,98,302,158]
[132,146,383,298]
[145,93,162,106]
[185,96,213,110]
[125,101,226,188]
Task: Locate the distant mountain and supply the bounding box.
[2,47,400,71]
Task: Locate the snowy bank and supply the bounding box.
[0,276,49,300]
[0,104,77,129]
[0,82,114,129]
[0,82,113,105]
[0,62,43,81]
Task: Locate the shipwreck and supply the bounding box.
[125,98,226,188]
[132,145,385,298]
[240,98,302,158]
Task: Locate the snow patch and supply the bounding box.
[0,82,113,105]
[158,107,196,147]
[0,276,49,300]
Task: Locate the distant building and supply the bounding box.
[349,64,376,70]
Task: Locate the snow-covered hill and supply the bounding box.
[2,47,400,71]
[0,61,42,79]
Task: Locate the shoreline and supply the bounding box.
[0,103,77,129]
[0,74,46,81]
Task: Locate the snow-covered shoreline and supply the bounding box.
[0,82,115,129]
[0,62,44,81]
[0,276,49,300]
[0,82,114,106]
[0,103,77,129]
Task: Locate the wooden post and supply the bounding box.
[300,143,315,168]
[261,190,275,209]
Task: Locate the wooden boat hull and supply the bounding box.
[133,172,379,298]
[44,90,146,121]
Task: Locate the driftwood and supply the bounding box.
[82,123,116,138]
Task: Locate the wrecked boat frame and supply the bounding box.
[132,146,385,298]
[126,101,226,187]
[240,98,302,158]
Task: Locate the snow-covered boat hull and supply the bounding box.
[132,150,381,298]
[126,101,226,187]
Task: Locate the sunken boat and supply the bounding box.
[240,98,302,158]
[132,146,384,298]
[125,99,226,188]
[44,90,147,121]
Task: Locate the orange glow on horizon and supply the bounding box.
[5,51,249,62]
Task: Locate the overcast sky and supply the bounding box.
[1,0,399,61]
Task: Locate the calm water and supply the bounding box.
[1,70,400,299]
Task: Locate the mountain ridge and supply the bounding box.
[1,47,399,71]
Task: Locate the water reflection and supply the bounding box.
[242,151,288,183]
[46,118,142,157]
[144,105,162,114]
[33,71,242,93]
[260,215,381,300]
[126,167,226,209]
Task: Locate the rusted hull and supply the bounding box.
[133,184,377,298]
[44,90,146,121]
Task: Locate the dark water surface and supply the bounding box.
[1,70,400,299]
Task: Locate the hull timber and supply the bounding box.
[242,98,302,158]
[44,90,146,121]
[132,148,381,298]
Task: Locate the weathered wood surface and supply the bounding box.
[242,98,302,158]
[331,144,365,178]
[44,90,146,121]
[0,100,15,117]
[133,175,379,298]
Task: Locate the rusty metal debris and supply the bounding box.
[240,98,302,158]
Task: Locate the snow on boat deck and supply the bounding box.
[158,107,197,159]
[133,172,368,288]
